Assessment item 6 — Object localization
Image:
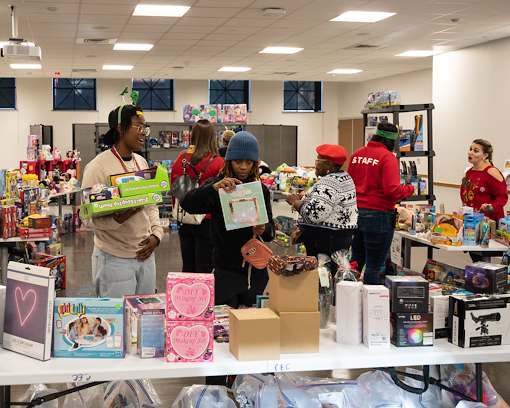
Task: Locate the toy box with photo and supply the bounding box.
[166,272,214,321]
[449,294,510,348]
[166,321,214,363]
[3,262,55,361]
[390,312,434,347]
[219,181,269,231]
[30,253,66,291]
[53,298,125,358]
[110,165,169,197]
[183,105,199,123]
[399,129,413,152]
[88,186,120,202]
[124,294,166,358]
[464,262,508,295]
[222,104,236,122]
[234,104,247,122]
[430,214,464,246]
[422,258,465,282]
[80,192,162,220]
[198,104,219,122]
[463,213,484,246]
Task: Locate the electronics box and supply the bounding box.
[114,165,170,198]
[362,285,390,349]
[229,308,280,361]
[279,311,320,353]
[390,313,434,347]
[449,294,510,348]
[124,294,166,358]
[268,269,318,313]
[464,262,508,295]
[385,275,429,313]
[166,321,214,363]
[431,295,450,339]
[80,192,163,220]
[53,298,125,358]
[336,281,363,346]
[166,272,214,321]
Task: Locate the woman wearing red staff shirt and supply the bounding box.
[347,122,414,284]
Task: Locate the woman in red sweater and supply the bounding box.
[460,139,507,222]
[347,122,414,284]
[170,120,224,273]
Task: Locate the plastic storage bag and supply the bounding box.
[232,373,276,408]
[102,379,162,408]
[19,384,59,408]
[62,381,103,408]
[172,384,236,408]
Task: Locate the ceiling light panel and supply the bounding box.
[133,5,190,17]
[102,65,133,70]
[259,47,304,54]
[218,67,251,72]
[10,64,42,69]
[396,50,440,57]
[328,69,363,74]
[330,11,396,23]
[113,43,154,51]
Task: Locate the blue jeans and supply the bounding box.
[351,208,395,285]
[92,245,156,297]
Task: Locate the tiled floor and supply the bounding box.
[7,201,510,406]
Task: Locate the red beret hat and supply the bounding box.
[316,144,347,165]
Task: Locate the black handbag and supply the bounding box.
[169,156,214,201]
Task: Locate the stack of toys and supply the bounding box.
[183,104,247,123]
[495,211,510,246]
[150,131,190,149]
[80,165,169,220]
[364,90,401,108]
[165,272,215,362]
[399,161,427,195]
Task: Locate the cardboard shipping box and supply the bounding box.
[431,295,450,339]
[268,269,318,313]
[363,285,390,349]
[279,311,320,353]
[336,281,363,346]
[229,308,280,361]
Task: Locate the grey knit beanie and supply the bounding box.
[225,131,259,162]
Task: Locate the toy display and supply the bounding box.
[166,272,214,321]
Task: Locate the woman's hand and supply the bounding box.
[113,208,143,224]
[285,193,300,206]
[136,235,159,261]
[480,203,494,212]
[253,224,266,236]
[213,178,241,193]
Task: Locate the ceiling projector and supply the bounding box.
[1,41,42,61]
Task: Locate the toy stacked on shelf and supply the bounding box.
[495,211,510,246]
[165,272,215,362]
[399,161,427,195]
[364,90,401,108]
[182,104,247,123]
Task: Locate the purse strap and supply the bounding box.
[183,155,216,182]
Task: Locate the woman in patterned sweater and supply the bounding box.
[285,144,358,264]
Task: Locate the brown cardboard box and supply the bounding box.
[268,269,318,313]
[279,311,320,353]
[28,216,51,229]
[229,308,280,361]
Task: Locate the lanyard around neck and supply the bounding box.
[111,146,141,173]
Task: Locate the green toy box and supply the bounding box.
[113,165,170,198]
[80,192,163,220]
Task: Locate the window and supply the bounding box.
[0,78,16,109]
[209,80,250,109]
[132,79,174,111]
[283,81,322,112]
[53,78,96,110]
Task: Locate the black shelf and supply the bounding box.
[146,147,186,152]
[361,103,435,115]
[398,151,435,158]
[400,194,436,202]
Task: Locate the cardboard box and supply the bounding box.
[30,253,66,291]
[464,262,508,294]
[390,313,434,347]
[53,298,125,358]
[124,294,166,358]
[431,295,450,339]
[362,285,390,349]
[268,269,318,313]
[336,281,363,346]
[422,259,465,282]
[229,308,280,361]
[88,186,120,203]
[28,216,51,229]
[385,275,429,313]
[114,165,170,198]
[449,294,510,348]
[279,311,320,353]
[17,226,52,239]
[166,272,214,321]
[430,214,464,246]
[166,321,214,363]
[80,192,163,220]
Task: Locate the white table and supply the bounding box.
[394,230,508,269]
[49,189,82,218]
[0,237,49,286]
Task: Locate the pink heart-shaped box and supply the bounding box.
[166,322,213,362]
[166,273,214,321]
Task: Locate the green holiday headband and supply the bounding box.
[375,129,398,140]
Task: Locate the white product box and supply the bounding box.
[0,285,5,344]
[430,295,450,339]
[362,285,390,349]
[336,281,363,345]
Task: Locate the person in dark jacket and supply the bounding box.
[218,129,235,158]
[181,131,275,308]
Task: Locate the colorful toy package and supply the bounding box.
[166,272,214,321]
[430,214,464,246]
[124,294,166,358]
[166,320,214,362]
[53,298,125,358]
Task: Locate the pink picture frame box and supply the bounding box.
[166,272,214,321]
[166,321,214,363]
